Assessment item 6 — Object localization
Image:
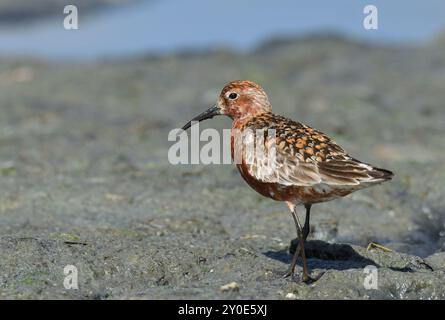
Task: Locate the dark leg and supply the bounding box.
[303,204,311,241]
[284,204,311,278]
[284,242,300,278]
[291,207,314,282]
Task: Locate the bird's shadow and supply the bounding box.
[264,240,379,271]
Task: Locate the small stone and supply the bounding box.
[220,282,240,292]
[105,193,126,202]
[285,292,297,300]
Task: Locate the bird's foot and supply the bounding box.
[283,270,324,284]
[301,272,321,284]
[282,264,297,279]
[282,268,294,279]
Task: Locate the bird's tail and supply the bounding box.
[369,167,394,182]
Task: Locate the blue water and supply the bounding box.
[0,0,444,61]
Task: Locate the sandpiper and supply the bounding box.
[181,80,393,282]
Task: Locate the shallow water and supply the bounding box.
[0,0,444,61]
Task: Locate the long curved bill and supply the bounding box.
[181,105,222,131]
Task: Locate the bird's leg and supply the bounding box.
[291,207,315,283]
[303,204,311,241]
[283,202,299,278]
[284,242,300,278]
[284,204,311,278]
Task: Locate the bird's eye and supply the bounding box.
[228,92,238,100]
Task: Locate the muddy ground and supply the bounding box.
[0,34,445,299]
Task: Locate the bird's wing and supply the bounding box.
[240,115,393,187]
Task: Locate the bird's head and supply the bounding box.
[182,80,272,130]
